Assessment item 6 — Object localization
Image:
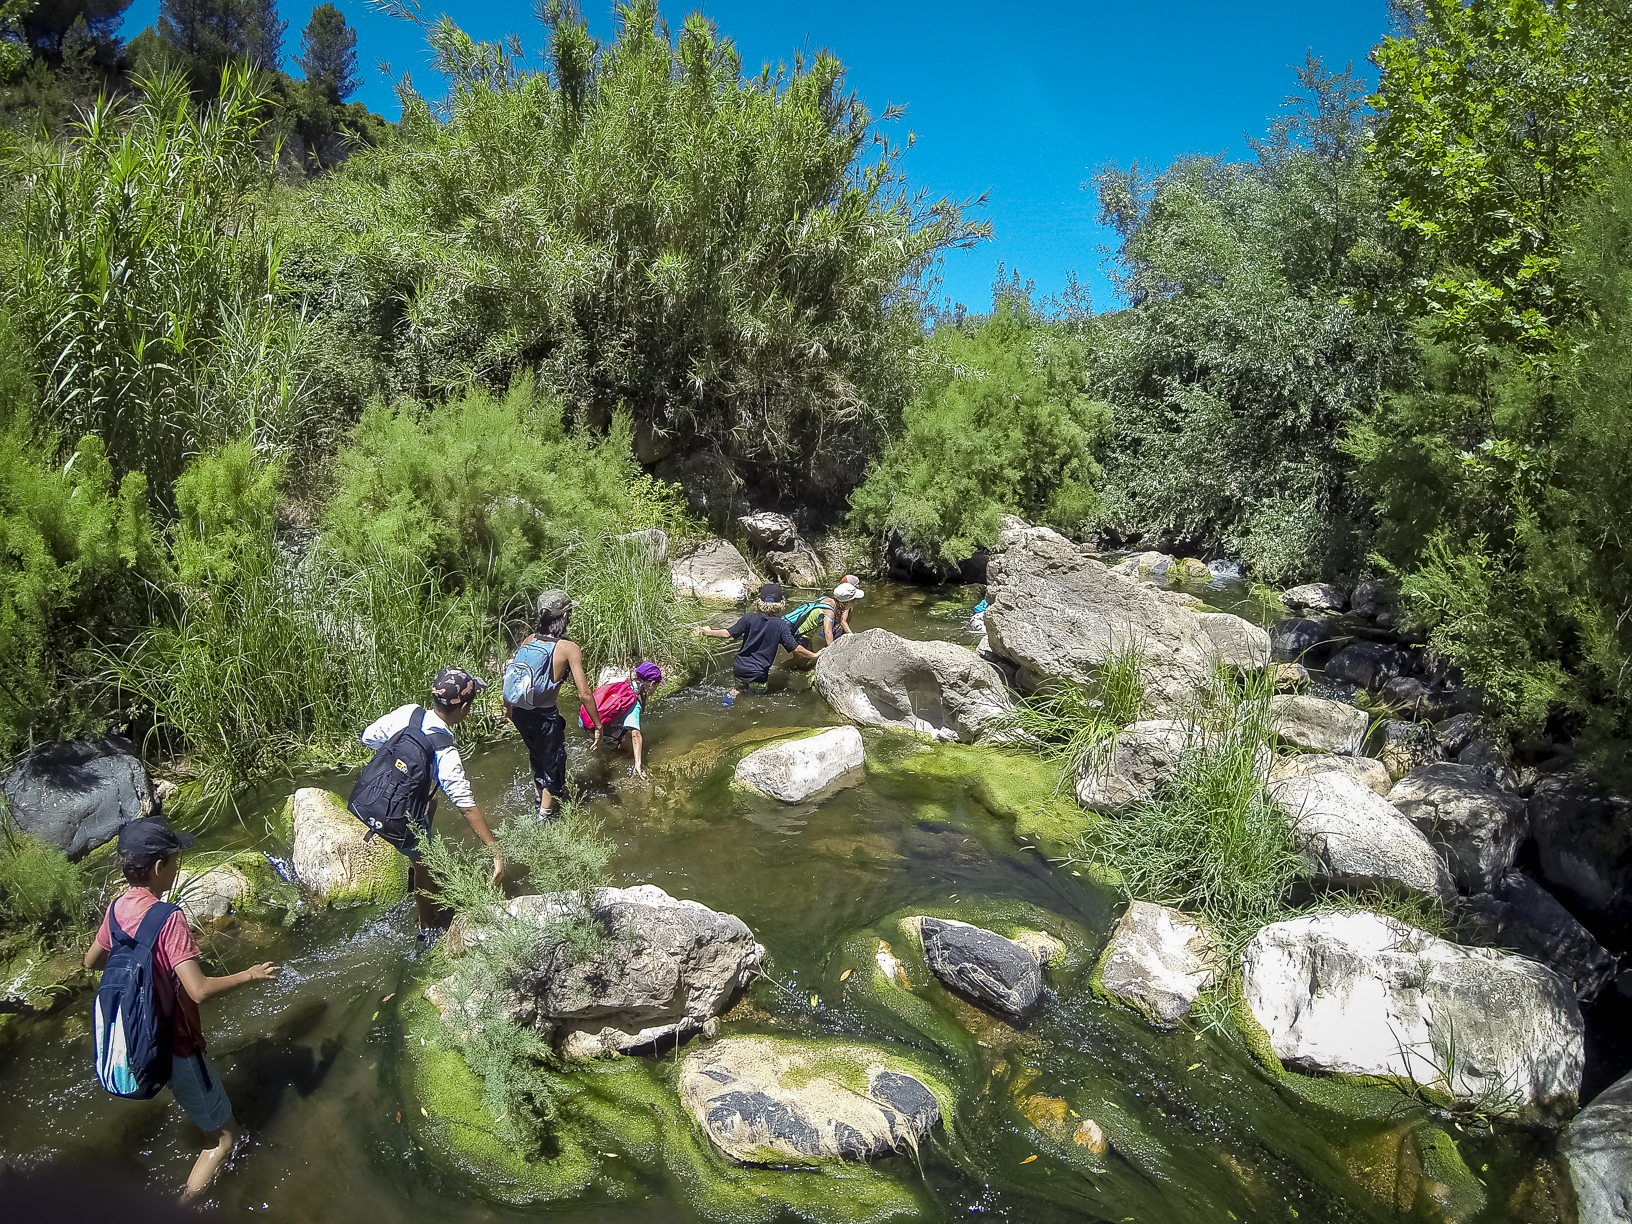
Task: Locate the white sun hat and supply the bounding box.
[833,581,864,602]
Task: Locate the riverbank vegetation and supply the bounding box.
[1,0,1630,786]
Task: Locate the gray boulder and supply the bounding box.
[1325,642,1416,690]
[1076,720,1190,812]
[1349,578,1397,623]
[1380,675,1481,720]
[765,542,825,589]
[1457,738,1518,792]
[1,737,156,859]
[1560,1068,1632,1223]
[1242,911,1584,1116]
[737,511,799,550]
[1095,900,1220,1025]
[733,727,865,803]
[983,520,1215,714]
[1269,695,1370,755]
[1270,772,1454,901]
[815,628,1014,743]
[1109,550,1176,578]
[1463,871,1616,1002]
[1437,713,1482,757]
[1282,582,1347,612]
[680,1036,942,1163]
[615,527,670,563]
[1529,774,1632,943]
[672,539,759,603]
[1269,617,1338,663]
[1193,612,1272,669]
[1268,753,1393,797]
[437,884,764,1057]
[1387,762,1528,893]
[1376,719,1441,779]
[914,916,1044,1017]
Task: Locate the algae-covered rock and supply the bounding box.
[1092,900,1220,1025]
[439,884,764,1057]
[172,863,254,927]
[679,1036,945,1163]
[733,727,864,802]
[285,787,409,908]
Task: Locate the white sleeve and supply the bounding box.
[361,706,405,749]
[434,745,475,808]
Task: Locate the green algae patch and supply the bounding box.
[828,928,981,1074]
[1411,1124,1487,1221]
[861,733,1093,854]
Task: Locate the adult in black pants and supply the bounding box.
[504,590,604,817]
[699,583,819,704]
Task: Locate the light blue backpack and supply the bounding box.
[502,638,560,709]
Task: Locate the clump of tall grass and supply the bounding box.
[561,533,707,681]
[418,792,615,1154]
[1070,668,1307,951]
[0,816,89,932]
[999,643,1146,785]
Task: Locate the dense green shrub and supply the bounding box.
[171,436,284,593]
[0,825,87,930]
[0,427,163,755]
[849,299,1111,564]
[322,377,679,612]
[295,0,984,511]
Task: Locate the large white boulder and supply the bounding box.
[1387,762,1528,894]
[734,727,865,803]
[1270,772,1454,901]
[737,511,798,550]
[1269,695,1370,755]
[814,629,1013,743]
[983,520,1216,714]
[1560,1068,1632,1223]
[1268,752,1392,797]
[285,787,408,908]
[1242,911,1583,1116]
[1076,720,1190,812]
[436,884,764,1057]
[1095,901,1220,1026]
[672,539,758,602]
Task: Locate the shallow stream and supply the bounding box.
[0,580,1587,1221]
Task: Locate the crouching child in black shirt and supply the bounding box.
[699,583,818,706]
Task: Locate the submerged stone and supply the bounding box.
[680,1036,944,1164]
[733,726,865,803]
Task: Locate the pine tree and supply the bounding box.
[156,0,284,84]
[297,3,358,100]
[19,0,131,55]
[243,0,285,68]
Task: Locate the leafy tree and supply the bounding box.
[1086,56,1404,580]
[849,297,1111,565]
[16,0,130,55]
[298,0,986,517]
[297,2,357,100]
[1367,0,1632,353]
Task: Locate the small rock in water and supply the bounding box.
[733,726,865,803]
[915,916,1045,1018]
[1073,1118,1108,1156]
[1281,582,1347,612]
[875,940,911,989]
[1095,900,1220,1026]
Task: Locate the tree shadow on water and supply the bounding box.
[218,996,344,1128]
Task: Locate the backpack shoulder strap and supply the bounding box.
[107,901,133,947]
[132,901,179,948]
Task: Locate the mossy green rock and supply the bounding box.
[401,986,937,1220]
[285,787,408,908]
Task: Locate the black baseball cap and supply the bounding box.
[116,817,195,869]
[759,582,784,602]
[432,666,488,707]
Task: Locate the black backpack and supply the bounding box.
[92,901,180,1099]
[347,707,440,855]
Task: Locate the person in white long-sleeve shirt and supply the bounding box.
[361,666,504,929]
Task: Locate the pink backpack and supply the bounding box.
[580,680,638,730]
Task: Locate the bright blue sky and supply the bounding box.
[122,1,1390,312]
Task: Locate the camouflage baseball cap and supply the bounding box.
[536,589,575,620]
[432,666,487,707]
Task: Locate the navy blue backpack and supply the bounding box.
[92,901,180,1099]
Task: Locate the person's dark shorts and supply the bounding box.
[732,659,771,688]
[511,705,567,799]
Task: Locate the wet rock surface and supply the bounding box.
[1463,870,1617,1002]
[1242,911,1584,1115]
[1267,752,1393,797]
[1387,762,1528,894]
[680,1037,942,1163]
[1271,772,1454,901]
[1095,900,1219,1025]
[815,629,1013,743]
[1269,617,1337,664]
[733,727,865,803]
[1,737,156,859]
[439,884,764,1057]
[1325,642,1416,690]
[1560,1067,1632,1223]
[914,916,1044,1018]
[287,787,408,908]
